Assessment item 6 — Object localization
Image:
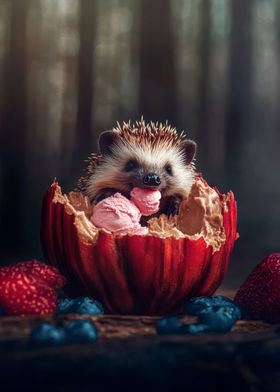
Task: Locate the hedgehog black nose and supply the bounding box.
[143,173,161,186]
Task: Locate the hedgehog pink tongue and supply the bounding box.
[130,187,161,216]
[91,192,148,234]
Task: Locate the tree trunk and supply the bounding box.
[197,0,211,171]
[275,0,280,146]
[74,0,96,174]
[139,0,177,125]
[0,0,29,255]
[226,0,254,182]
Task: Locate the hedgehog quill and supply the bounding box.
[78,119,197,216]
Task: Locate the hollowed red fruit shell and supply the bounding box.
[41,179,237,315]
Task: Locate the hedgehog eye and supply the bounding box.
[125,159,139,172]
[165,164,173,175]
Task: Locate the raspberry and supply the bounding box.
[0,260,66,316]
[234,253,280,323]
[0,271,57,315]
[0,259,65,288]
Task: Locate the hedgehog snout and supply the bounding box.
[142,173,161,187]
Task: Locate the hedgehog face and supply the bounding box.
[112,141,189,196]
[80,121,197,202]
[95,127,197,198]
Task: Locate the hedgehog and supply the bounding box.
[77,119,197,216]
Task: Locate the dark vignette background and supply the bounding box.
[0,0,279,289]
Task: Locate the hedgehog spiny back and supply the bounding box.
[114,119,186,150]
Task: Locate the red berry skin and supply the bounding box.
[15,259,66,288]
[0,259,66,288]
[234,253,280,323]
[0,270,57,315]
[0,260,66,316]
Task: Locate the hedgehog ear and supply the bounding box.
[99,131,120,156]
[180,139,197,165]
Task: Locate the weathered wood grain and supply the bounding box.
[0,290,279,391]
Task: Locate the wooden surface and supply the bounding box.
[0,290,280,391]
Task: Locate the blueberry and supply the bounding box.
[70,297,103,315]
[184,296,214,315]
[198,305,237,332]
[181,323,211,334]
[185,296,244,320]
[64,320,98,343]
[184,296,232,314]
[56,298,73,314]
[57,297,104,316]
[156,297,243,336]
[156,316,182,335]
[28,322,65,347]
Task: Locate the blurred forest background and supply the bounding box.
[0,0,279,288]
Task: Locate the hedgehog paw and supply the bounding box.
[166,196,181,217]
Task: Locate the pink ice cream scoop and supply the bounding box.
[91,192,148,234]
[90,188,161,234]
[130,187,161,216]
